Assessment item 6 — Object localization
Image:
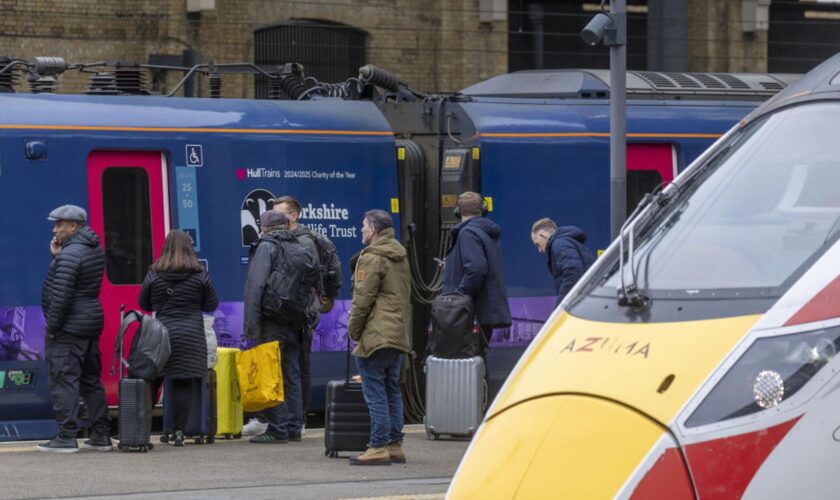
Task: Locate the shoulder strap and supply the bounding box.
[110,310,143,378]
[306,232,322,251]
[154,277,188,313]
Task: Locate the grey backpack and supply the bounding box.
[111,310,171,381]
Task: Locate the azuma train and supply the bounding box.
[448,53,840,498]
[0,57,794,440]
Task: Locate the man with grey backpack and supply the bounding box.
[243,210,320,444]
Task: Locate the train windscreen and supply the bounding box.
[604,102,840,294]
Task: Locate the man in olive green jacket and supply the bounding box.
[348,209,411,466]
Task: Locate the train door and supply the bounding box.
[87,151,170,406]
[627,143,677,214]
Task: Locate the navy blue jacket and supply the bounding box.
[442,217,512,328]
[548,226,596,303]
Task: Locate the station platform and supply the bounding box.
[0,424,469,500]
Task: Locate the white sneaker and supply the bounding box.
[301,423,306,436]
[242,418,268,436]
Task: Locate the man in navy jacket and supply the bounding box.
[531,218,596,304]
[442,192,512,350]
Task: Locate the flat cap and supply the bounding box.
[259,210,289,229]
[47,204,87,223]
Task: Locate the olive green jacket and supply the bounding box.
[347,227,411,358]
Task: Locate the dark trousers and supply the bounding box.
[265,339,303,437]
[479,324,493,405]
[299,332,312,417]
[45,335,109,439]
[151,377,194,432]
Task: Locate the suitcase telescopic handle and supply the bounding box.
[110,304,127,379]
[345,331,351,384]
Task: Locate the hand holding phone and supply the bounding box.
[50,237,61,256]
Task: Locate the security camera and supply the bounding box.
[581,13,615,46]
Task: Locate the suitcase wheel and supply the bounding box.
[160,435,169,444]
[326,449,339,458]
[195,436,205,445]
[426,431,439,441]
[148,443,154,451]
[206,435,215,444]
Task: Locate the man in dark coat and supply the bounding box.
[38,204,110,453]
[442,192,512,350]
[243,210,319,444]
[531,217,596,304]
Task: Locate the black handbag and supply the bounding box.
[429,293,484,359]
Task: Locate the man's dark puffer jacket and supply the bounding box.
[41,226,105,338]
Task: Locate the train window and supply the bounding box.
[602,102,840,294]
[626,170,662,214]
[101,168,153,284]
[686,326,840,427]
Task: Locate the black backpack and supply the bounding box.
[428,293,485,359]
[306,232,342,299]
[261,233,321,323]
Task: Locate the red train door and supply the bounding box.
[627,143,677,214]
[87,151,170,406]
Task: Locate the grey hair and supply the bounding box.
[364,209,393,233]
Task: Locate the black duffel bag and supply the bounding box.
[429,293,484,358]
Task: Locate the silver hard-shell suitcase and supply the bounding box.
[424,355,486,439]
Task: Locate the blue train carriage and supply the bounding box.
[0,92,398,439]
[380,69,797,395]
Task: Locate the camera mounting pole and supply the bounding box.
[582,0,627,240]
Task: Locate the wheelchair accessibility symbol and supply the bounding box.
[186,144,203,167]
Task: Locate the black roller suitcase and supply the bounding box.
[117,379,153,452]
[324,338,370,458]
[161,370,217,445]
[112,305,154,452]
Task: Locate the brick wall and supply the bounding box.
[687,0,768,73]
[0,0,508,96]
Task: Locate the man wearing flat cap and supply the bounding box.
[243,209,319,444]
[38,205,110,453]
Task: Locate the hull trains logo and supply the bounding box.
[241,189,275,246]
[235,167,282,179]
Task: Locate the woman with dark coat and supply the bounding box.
[138,230,219,446]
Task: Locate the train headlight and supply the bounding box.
[686,326,840,428]
[753,370,784,409]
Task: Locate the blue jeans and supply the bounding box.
[355,348,404,448]
[264,341,303,437]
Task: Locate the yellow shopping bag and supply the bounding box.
[235,341,284,412]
